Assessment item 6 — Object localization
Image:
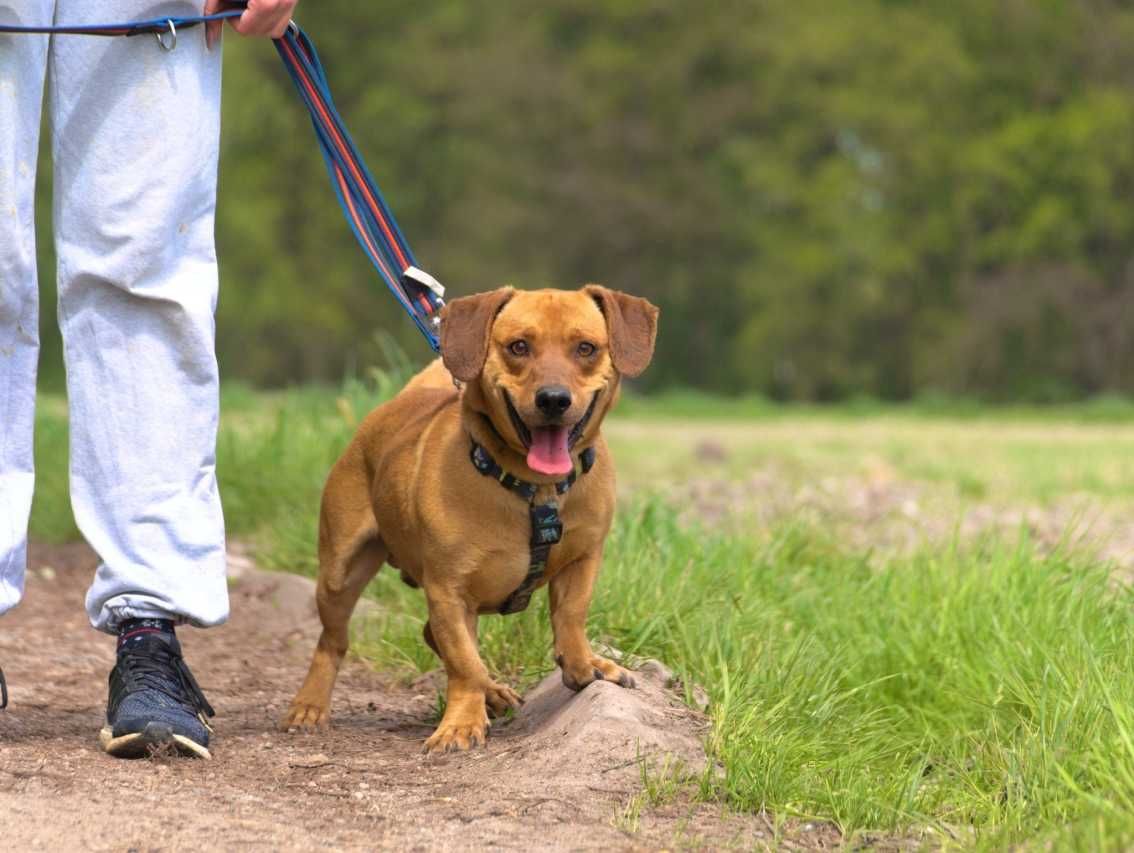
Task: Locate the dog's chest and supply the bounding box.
[465,515,590,612]
[371,436,606,609]
[384,495,591,610]
[468,546,534,610]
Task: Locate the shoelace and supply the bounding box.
[115,641,215,719]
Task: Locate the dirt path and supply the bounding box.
[0,543,790,851]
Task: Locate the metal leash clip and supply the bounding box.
[155,18,177,51]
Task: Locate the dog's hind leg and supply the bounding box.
[281,453,385,731]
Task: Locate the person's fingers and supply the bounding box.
[269,17,292,39]
[231,16,281,37]
[231,0,296,38]
[202,0,228,50]
[203,0,217,48]
[272,2,298,38]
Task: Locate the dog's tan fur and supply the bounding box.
[281,286,659,752]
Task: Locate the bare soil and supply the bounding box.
[0,543,802,851]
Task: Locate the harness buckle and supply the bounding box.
[530,503,563,547]
[154,19,176,51]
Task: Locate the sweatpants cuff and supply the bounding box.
[91,600,230,635]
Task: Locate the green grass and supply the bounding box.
[29,397,78,543]
[25,384,1134,847]
[351,499,1134,848]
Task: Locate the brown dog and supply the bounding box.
[281,285,658,752]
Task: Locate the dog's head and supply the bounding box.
[440,285,659,476]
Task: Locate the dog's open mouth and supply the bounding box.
[503,391,600,476]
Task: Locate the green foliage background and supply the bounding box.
[33,0,1134,400]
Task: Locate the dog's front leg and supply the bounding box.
[549,551,637,691]
[422,587,520,753]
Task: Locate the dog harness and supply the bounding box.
[469,442,596,614]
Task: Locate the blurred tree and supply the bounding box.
[30,0,1134,399]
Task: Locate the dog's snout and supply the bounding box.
[535,385,572,417]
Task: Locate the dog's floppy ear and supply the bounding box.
[583,285,659,378]
[440,287,515,382]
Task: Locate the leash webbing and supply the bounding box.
[273,27,444,350]
[0,10,241,38]
[0,5,445,353]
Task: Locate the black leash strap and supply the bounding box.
[0,665,7,709]
[469,442,596,614]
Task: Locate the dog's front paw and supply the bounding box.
[484,681,523,717]
[280,701,331,732]
[556,654,637,692]
[423,714,489,754]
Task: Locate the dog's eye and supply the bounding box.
[508,340,529,357]
[577,342,596,357]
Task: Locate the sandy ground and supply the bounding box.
[0,542,809,851]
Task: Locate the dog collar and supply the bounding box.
[469,442,595,501]
[469,441,596,614]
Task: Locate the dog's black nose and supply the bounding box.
[535,385,572,417]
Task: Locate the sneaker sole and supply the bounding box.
[99,722,211,760]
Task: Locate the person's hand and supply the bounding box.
[204,0,298,50]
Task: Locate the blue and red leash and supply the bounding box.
[0,4,446,352]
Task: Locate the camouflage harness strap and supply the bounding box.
[469,442,596,614]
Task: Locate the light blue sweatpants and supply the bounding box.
[0,1,229,632]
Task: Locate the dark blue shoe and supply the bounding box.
[99,633,215,759]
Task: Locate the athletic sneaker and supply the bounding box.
[100,631,215,759]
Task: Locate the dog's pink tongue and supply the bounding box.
[528,426,573,475]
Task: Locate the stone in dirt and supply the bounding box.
[502,667,710,778]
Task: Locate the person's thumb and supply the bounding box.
[204,0,223,50]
